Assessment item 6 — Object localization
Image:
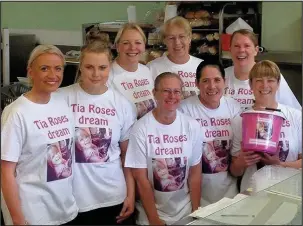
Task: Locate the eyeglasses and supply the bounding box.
[156,89,182,96]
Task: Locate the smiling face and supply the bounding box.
[230,33,258,69]
[250,76,279,105]
[155,161,169,179]
[28,53,64,94]
[48,145,63,166]
[116,29,145,64]
[164,25,191,59]
[89,127,100,135]
[153,76,182,112]
[197,66,225,109]
[80,52,110,88]
[59,140,67,149]
[76,129,93,149]
[205,148,216,161]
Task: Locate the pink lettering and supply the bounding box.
[178,71,195,78]
[238,88,253,95]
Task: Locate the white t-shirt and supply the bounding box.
[125,111,203,225]
[108,61,156,119]
[179,96,241,206]
[147,55,203,99]
[1,94,78,225]
[224,66,301,110]
[231,104,302,192]
[58,83,136,212]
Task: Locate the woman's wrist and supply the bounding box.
[13,219,28,225]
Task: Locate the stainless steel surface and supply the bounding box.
[173,171,302,225]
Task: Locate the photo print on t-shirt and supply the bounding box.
[47,138,73,182]
[135,98,155,119]
[256,121,273,140]
[278,140,289,162]
[202,140,231,174]
[75,127,112,163]
[152,157,187,192]
[182,90,197,99]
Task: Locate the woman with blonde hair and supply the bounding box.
[230,60,302,192]
[58,40,137,225]
[147,16,203,99]
[225,29,300,110]
[1,45,78,225]
[108,23,156,119]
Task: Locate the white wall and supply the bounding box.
[261,2,302,52]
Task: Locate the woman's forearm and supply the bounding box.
[120,141,135,200]
[123,167,135,200]
[136,177,160,224]
[1,173,26,225]
[280,159,302,169]
[188,164,201,211]
[230,157,245,177]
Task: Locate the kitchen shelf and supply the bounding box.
[192,28,219,31]
[176,1,262,66]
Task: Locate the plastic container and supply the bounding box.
[241,110,285,154]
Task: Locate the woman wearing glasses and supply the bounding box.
[125,72,204,225]
[147,16,203,99]
[179,60,241,207]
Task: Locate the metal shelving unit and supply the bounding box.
[176,1,262,66]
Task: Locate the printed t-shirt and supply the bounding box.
[125,110,203,225]
[147,54,202,99]
[224,66,301,110]
[108,61,156,119]
[180,95,241,206]
[1,93,78,225]
[231,104,302,192]
[58,84,136,212]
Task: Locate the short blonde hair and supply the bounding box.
[230,29,258,47]
[114,23,147,45]
[27,44,65,82]
[161,16,192,41]
[27,44,65,69]
[76,41,112,82]
[249,60,281,82]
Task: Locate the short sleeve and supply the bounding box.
[276,74,301,110]
[55,88,68,103]
[190,121,203,166]
[1,107,24,162]
[125,127,148,168]
[146,61,158,81]
[178,101,188,115]
[106,72,114,88]
[228,98,242,118]
[120,98,137,142]
[231,114,242,157]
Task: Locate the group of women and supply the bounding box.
[1,15,301,225]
